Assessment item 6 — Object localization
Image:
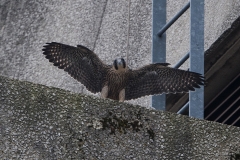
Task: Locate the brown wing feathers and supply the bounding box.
[42,42,108,93]
[125,64,204,100]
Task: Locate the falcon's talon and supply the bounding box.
[42,42,204,102]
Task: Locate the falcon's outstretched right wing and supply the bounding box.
[125,63,204,100]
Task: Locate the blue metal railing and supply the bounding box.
[152,0,204,119]
[157,2,190,37]
[151,0,166,110]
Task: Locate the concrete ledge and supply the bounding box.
[0,75,239,159]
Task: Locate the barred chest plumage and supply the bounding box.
[104,69,128,100]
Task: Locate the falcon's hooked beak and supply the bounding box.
[113,58,126,70]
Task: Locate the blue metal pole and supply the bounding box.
[158,2,190,37]
[177,102,189,114]
[151,0,166,110]
[189,0,204,119]
[173,52,189,69]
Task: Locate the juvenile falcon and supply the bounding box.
[42,42,204,102]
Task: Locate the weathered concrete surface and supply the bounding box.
[1,0,240,108]
[1,75,240,159]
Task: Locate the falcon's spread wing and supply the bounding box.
[42,42,110,93]
[125,63,204,100]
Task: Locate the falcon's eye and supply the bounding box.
[121,58,126,68]
[113,59,118,70]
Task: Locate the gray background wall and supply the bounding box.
[1,0,240,108]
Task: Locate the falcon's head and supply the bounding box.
[113,58,126,71]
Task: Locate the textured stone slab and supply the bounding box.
[0,75,239,159]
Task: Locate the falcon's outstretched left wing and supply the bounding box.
[42,42,110,93]
[125,63,204,100]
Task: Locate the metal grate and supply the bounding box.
[205,73,240,127]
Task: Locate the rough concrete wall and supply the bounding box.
[1,75,240,159]
[0,0,108,96]
[0,0,152,108]
[1,0,240,108]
